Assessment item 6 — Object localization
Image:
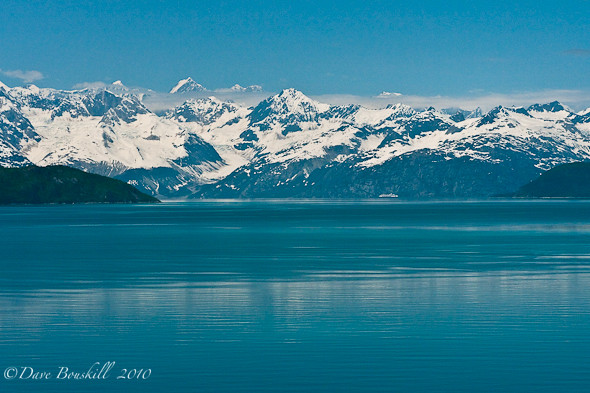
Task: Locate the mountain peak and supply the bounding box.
[0,80,9,92]
[477,106,507,126]
[249,89,330,125]
[466,107,483,119]
[272,88,321,106]
[271,89,329,112]
[105,80,130,93]
[111,80,127,88]
[507,106,530,116]
[384,103,415,117]
[528,101,568,113]
[25,84,41,94]
[378,91,403,97]
[278,88,305,97]
[170,77,207,94]
[166,97,241,125]
[230,84,263,93]
[246,84,262,92]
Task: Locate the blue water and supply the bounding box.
[1,200,590,392]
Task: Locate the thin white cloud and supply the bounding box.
[562,49,590,58]
[143,89,590,113]
[313,89,590,112]
[213,85,264,94]
[72,81,107,90]
[377,91,403,98]
[0,69,44,83]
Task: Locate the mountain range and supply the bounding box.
[1,79,590,199]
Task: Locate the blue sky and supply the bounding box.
[1,0,589,103]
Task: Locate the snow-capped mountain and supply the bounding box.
[0,87,37,167]
[0,83,223,195]
[249,88,331,126]
[169,77,207,94]
[2,81,590,198]
[189,92,590,198]
[166,97,243,125]
[105,80,130,94]
[230,84,263,93]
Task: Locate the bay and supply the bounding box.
[1,200,590,392]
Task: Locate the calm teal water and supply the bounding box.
[1,200,590,392]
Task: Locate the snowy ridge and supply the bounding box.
[166,97,243,125]
[0,83,223,195]
[169,77,207,94]
[0,87,38,167]
[2,82,590,198]
[229,84,263,93]
[184,91,590,198]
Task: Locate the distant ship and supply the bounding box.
[378,193,399,198]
